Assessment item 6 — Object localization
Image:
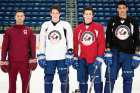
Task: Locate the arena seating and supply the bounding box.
[0,0,139,33]
[0,0,66,33]
[77,0,140,26]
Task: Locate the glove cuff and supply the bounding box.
[96,56,104,63]
[66,54,73,59]
[66,49,74,59]
[133,54,140,61]
[37,54,46,60]
[74,57,78,60]
[105,50,112,58]
[105,53,112,58]
[67,49,73,54]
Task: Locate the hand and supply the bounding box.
[29,59,37,71]
[104,50,112,65]
[72,57,79,70]
[131,54,140,69]
[37,54,47,68]
[65,49,73,67]
[0,61,9,73]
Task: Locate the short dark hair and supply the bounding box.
[50,5,61,13]
[83,6,95,15]
[16,9,25,14]
[117,0,128,7]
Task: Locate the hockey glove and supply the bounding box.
[131,54,140,69]
[94,56,103,67]
[72,57,79,70]
[65,49,73,67]
[37,54,47,68]
[29,59,37,71]
[0,61,9,73]
[104,50,112,65]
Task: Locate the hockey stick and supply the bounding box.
[105,50,112,93]
[25,70,32,93]
[107,62,112,93]
[88,65,98,93]
[64,65,69,93]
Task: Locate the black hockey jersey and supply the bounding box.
[106,16,139,54]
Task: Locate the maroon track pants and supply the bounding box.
[8,62,30,93]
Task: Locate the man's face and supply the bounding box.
[117,4,128,17]
[15,12,25,25]
[83,10,93,24]
[50,9,60,23]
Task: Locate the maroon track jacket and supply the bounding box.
[1,25,36,62]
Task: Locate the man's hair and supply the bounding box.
[117,0,128,7]
[16,9,25,14]
[50,5,61,13]
[83,6,95,15]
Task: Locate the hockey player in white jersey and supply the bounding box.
[37,5,73,93]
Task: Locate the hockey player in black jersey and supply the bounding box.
[104,1,140,93]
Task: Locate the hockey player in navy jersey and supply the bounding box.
[104,1,140,93]
[73,6,105,93]
[37,5,73,93]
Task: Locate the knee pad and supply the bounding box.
[44,65,55,74]
[58,67,68,75]
[57,59,69,75]
[105,67,118,80]
[92,75,101,84]
[57,60,69,74]
[122,70,134,79]
[59,73,69,84]
[44,74,54,84]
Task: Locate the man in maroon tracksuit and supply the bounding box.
[0,10,37,93]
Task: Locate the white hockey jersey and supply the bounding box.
[39,20,73,60]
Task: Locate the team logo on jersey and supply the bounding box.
[80,31,94,46]
[115,25,130,40]
[23,29,27,35]
[48,30,61,44]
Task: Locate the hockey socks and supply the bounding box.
[104,79,115,93]
[94,82,103,93]
[123,79,132,93]
[79,83,88,93]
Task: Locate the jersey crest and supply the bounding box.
[80,31,95,46]
[48,30,61,44]
[23,29,28,35]
[115,25,131,40]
